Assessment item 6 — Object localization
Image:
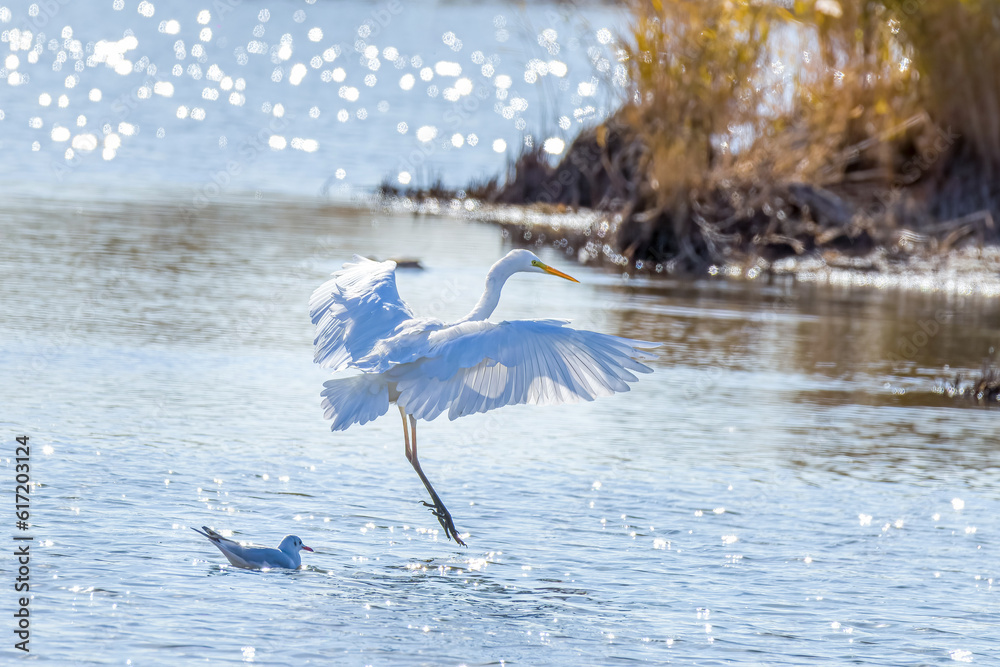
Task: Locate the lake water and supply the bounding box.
[0,0,626,196]
[2,0,999,664]
[1,192,999,665]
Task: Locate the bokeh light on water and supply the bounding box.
[0,0,627,196]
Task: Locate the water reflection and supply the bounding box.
[11,191,995,405]
[0,1,628,194]
[592,276,1000,409]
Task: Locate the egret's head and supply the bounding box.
[504,249,579,282]
[279,535,314,554]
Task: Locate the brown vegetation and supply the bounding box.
[486,0,1000,272]
[942,364,1000,405]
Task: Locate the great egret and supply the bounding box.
[310,249,658,545]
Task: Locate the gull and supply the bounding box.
[191,526,314,569]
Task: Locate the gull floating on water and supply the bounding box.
[191,526,314,570]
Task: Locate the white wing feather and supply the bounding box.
[320,373,390,431]
[391,319,658,421]
[309,256,415,371]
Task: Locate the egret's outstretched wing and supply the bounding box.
[310,256,415,371]
[320,373,390,431]
[392,319,659,421]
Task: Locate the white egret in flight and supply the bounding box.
[310,249,658,545]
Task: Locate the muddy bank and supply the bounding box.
[410,0,1000,281]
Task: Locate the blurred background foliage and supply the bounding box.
[619,0,999,262]
[494,0,1000,270]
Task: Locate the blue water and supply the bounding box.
[1,193,998,664]
[0,0,625,197]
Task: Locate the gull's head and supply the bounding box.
[503,249,579,282]
[279,535,314,554]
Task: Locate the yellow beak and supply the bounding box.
[541,263,579,283]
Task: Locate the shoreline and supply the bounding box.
[10,181,1000,298]
[372,192,1000,298]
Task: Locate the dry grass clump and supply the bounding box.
[377,174,500,202]
[489,0,1000,272]
[942,364,1000,405]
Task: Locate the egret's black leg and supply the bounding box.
[404,414,466,546]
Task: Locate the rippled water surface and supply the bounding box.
[1,193,998,665]
[0,0,625,195]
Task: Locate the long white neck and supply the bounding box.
[457,256,521,322]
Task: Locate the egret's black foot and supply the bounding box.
[421,500,467,546]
